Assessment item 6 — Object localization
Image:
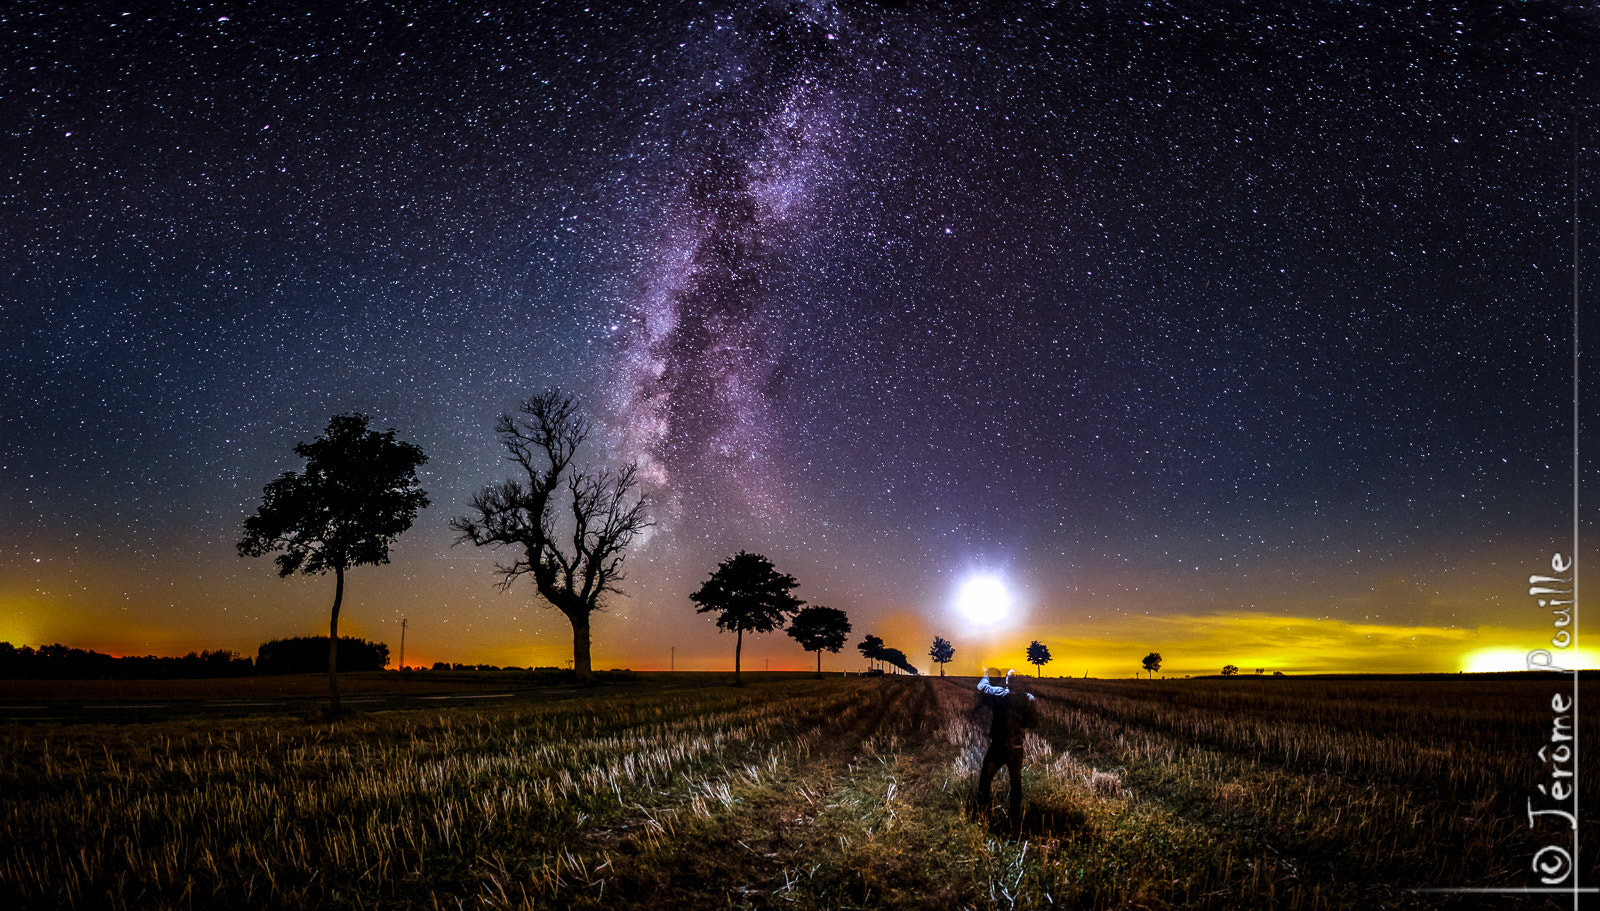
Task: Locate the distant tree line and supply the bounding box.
[257,637,389,674]
[0,643,254,679]
[0,638,397,678]
[432,662,511,671]
[856,635,919,675]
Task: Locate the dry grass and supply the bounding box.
[0,675,1592,909]
[0,670,554,701]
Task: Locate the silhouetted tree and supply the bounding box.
[257,637,388,674]
[239,413,427,713]
[786,606,851,677]
[879,647,918,675]
[1221,664,1239,676]
[691,552,803,684]
[857,634,885,671]
[1256,667,1265,675]
[0,643,255,679]
[452,392,651,677]
[929,636,955,676]
[1141,651,1162,679]
[1026,640,1052,675]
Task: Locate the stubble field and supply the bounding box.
[0,674,1594,909]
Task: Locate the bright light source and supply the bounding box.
[1459,647,1526,673]
[956,574,1012,625]
[1461,646,1600,673]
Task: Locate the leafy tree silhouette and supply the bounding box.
[879,647,919,675]
[1142,651,1162,679]
[1221,664,1239,676]
[787,606,851,677]
[1026,640,1052,675]
[239,413,428,713]
[691,552,803,685]
[929,636,955,676]
[452,392,651,677]
[857,634,885,672]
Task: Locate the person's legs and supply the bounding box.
[976,741,1004,813]
[1007,746,1024,823]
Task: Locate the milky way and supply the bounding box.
[612,8,845,520]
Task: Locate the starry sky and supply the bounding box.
[4,1,1597,676]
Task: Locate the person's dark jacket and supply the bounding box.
[977,675,1038,749]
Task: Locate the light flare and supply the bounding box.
[955,574,1012,626]
[1460,646,1600,673]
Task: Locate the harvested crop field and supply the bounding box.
[1,675,1594,909]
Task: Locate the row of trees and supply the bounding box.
[855,634,917,675]
[683,551,937,681]
[0,639,390,678]
[926,637,1055,676]
[0,643,255,679]
[238,392,643,710]
[688,550,853,683]
[236,394,865,704]
[1222,665,1285,676]
[238,392,1185,707]
[256,636,389,674]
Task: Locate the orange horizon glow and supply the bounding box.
[9,539,1594,677]
[10,612,1596,677]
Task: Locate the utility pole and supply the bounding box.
[670,646,675,672]
[399,618,407,670]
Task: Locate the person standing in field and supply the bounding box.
[975,667,1038,827]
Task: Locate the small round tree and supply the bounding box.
[857,634,885,672]
[1142,651,1162,679]
[1221,664,1239,676]
[239,413,428,714]
[691,552,803,685]
[928,636,955,676]
[1026,640,1052,676]
[787,606,852,678]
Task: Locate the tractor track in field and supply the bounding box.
[8,677,1586,910]
[581,677,926,909]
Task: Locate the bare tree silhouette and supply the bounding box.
[451,391,651,677]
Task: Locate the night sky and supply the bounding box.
[4,1,1596,676]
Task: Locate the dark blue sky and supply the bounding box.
[2,1,1595,673]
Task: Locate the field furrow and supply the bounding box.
[1,675,1591,910]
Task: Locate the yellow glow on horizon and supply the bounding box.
[0,590,52,648]
[961,612,1558,677]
